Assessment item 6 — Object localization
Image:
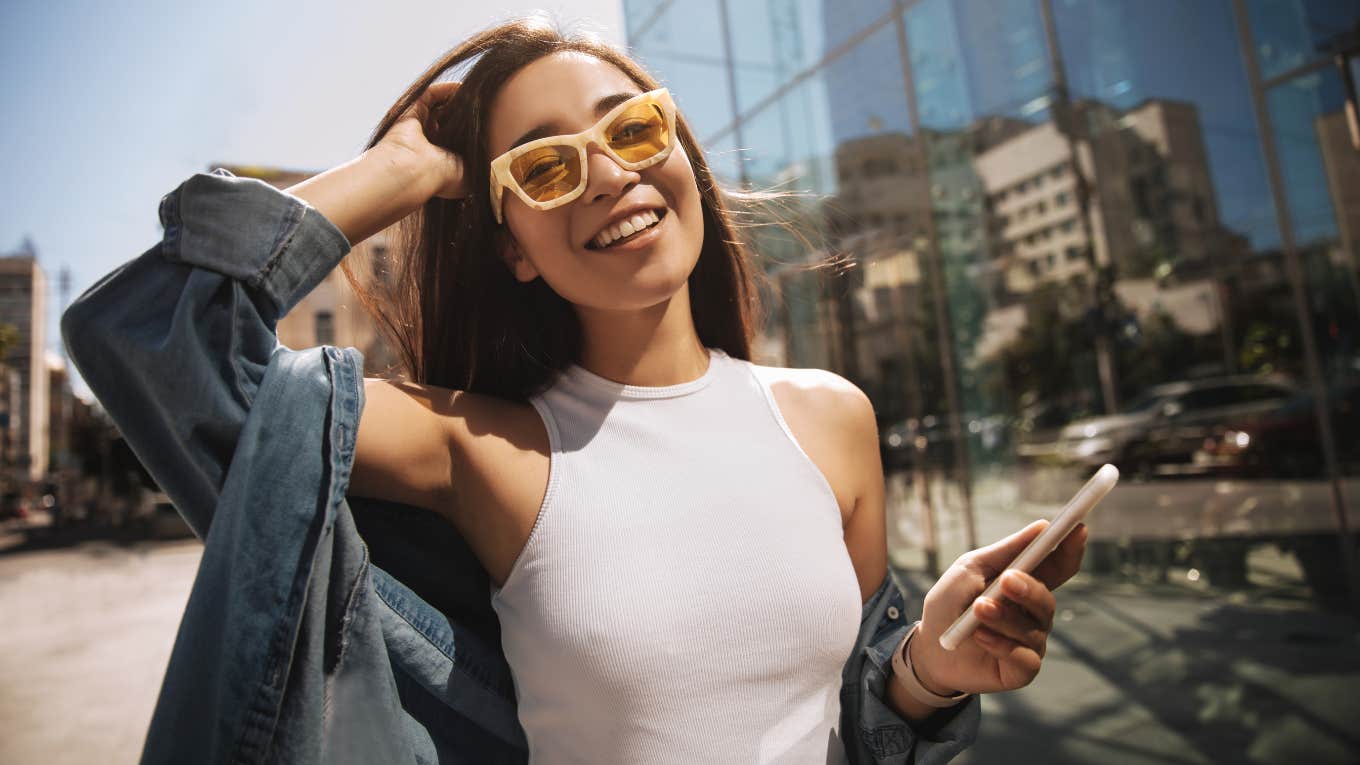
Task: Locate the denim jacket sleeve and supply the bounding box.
[61,168,351,538]
[841,570,980,764]
[60,171,405,764]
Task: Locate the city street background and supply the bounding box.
[3,0,1359,762]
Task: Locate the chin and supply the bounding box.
[578,263,697,313]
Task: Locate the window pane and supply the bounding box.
[1246,0,1360,80]
[626,0,736,140]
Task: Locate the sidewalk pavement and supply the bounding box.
[890,565,1360,764]
[883,465,1359,763]
[0,537,202,765]
[5,487,1357,764]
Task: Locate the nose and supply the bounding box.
[581,142,640,205]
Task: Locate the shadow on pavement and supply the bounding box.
[0,516,195,557]
[893,567,1360,764]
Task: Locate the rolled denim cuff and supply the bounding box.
[157,167,352,319]
[857,617,980,764]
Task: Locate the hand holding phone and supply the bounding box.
[938,463,1119,651]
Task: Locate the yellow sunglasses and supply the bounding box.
[489,88,677,224]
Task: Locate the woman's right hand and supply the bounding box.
[287,81,467,244]
[374,81,466,200]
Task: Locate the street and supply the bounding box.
[0,535,200,765]
[891,569,1360,764]
[2,486,1358,763]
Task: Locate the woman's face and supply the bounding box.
[487,52,705,312]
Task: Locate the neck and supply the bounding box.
[573,284,710,387]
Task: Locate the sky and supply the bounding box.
[0,0,625,398]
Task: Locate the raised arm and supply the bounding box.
[61,84,464,536]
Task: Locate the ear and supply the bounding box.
[499,231,540,283]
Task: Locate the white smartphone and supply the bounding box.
[937,463,1119,651]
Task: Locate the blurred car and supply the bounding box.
[0,490,28,521]
[879,412,1010,472]
[1191,379,1360,478]
[880,415,948,472]
[1055,375,1298,473]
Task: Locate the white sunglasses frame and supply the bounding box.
[489,87,677,224]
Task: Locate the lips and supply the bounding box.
[587,207,667,250]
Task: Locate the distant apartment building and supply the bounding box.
[0,362,21,470]
[975,99,1229,296]
[217,165,399,375]
[0,247,49,481]
[47,350,80,471]
[822,119,1032,406]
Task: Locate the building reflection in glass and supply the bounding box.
[628,0,1360,758]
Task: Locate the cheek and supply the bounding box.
[660,150,705,242]
[507,205,576,269]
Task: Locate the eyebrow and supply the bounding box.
[509,91,641,150]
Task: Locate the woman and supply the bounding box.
[65,15,1085,765]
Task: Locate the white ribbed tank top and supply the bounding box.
[489,347,862,764]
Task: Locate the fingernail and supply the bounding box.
[975,597,1000,619]
[1003,572,1029,597]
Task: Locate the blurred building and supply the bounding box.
[971,98,1245,367]
[47,351,78,472]
[216,165,400,375]
[975,99,1228,294]
[0,362,21,471]
[0,245,49,482]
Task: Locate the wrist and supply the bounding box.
[890,624,971,710]
[288,147,440,246]
[362,144,443,205]
[906,626,957,697]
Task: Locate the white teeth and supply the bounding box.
[592,209,662,248]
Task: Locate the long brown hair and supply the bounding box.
[341,15,769,401]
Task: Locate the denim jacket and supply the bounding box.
[62,169,979,764]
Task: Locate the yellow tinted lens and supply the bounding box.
[606,102,669,163]
[509,146,582,201]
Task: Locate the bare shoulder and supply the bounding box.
[747,361,879,528]
[748,361,876,432]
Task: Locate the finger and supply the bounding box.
[402,81,463,124]
[973,595,1048,655]
[960,519,1048,579]
[1031,522,1088,590]
[421,80,462,107]
[973,626,1042,684]
[998,570,1056,631]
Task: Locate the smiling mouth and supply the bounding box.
[587,208,668,250]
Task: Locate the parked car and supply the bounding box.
[1191,379,1360,478]
[880,415,949,472]
[1055,375,1299,474]
[879,412,1010,472]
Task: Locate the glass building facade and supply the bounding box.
[624,1,1360,761]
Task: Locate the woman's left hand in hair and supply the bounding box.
[908,519,1088,696]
